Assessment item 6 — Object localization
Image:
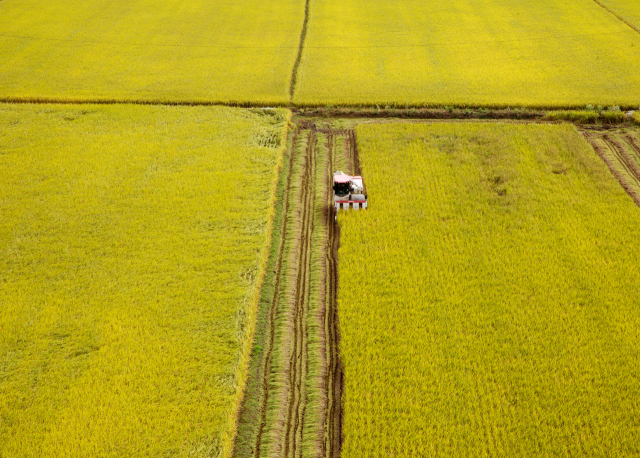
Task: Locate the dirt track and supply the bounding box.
[235,123,356,458]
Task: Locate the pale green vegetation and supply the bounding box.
[596,0,640,31]
[0,0,303,103]
[0,104,289,457]
[294,0,640,107]
[338,123,640,456]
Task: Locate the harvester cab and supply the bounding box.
[333,171,367,213]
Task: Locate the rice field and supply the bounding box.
[3,0,640,454]
[294,0,640,107]
[596,0,640,32]
[0,0,303,103]
[3,0,640,107]
[337,122,640,457]
[0,104,289,458]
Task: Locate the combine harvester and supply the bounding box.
[333,171,367,214]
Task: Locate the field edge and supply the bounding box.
[221,110,293,458]
[2,98,640,112]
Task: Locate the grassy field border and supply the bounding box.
[2,98,639,112]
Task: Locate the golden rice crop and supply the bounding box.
[596,0,640,31]
[0,0,303,104]
[294,0,640,107]
[0,104,289,458]
[337,122,640,457]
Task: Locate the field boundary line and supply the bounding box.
[289,0,311,101]
[0,33,299,49]
[590,0,640,35]
[2,99,639,111]
[0,97,295,107]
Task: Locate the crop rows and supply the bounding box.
[235,122,361,458]
[583,128,640,205]
[3,0,640,106]
[0,104,290,458]
[337,122,640,457]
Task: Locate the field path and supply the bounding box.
[235,122,357,458]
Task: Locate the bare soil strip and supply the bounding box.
[294,107,547,120]
[235,122,348,458]
[282,129,316,458]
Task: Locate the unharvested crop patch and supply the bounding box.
[0,104,289,458]
[337,122,640,457]
[294,0,640,107]
[592,0,640,33]
[0,0,304,103]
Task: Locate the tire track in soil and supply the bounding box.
[602,134,640,187]
[253,127,303,458]
[584,131,640,206]
[282,129,316,458]
[236,123,347,458]
[605,134,640,180]
[625,134,640,161]
[325,132,344,458]
[322,132,336,458]
[348,130,361,176]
